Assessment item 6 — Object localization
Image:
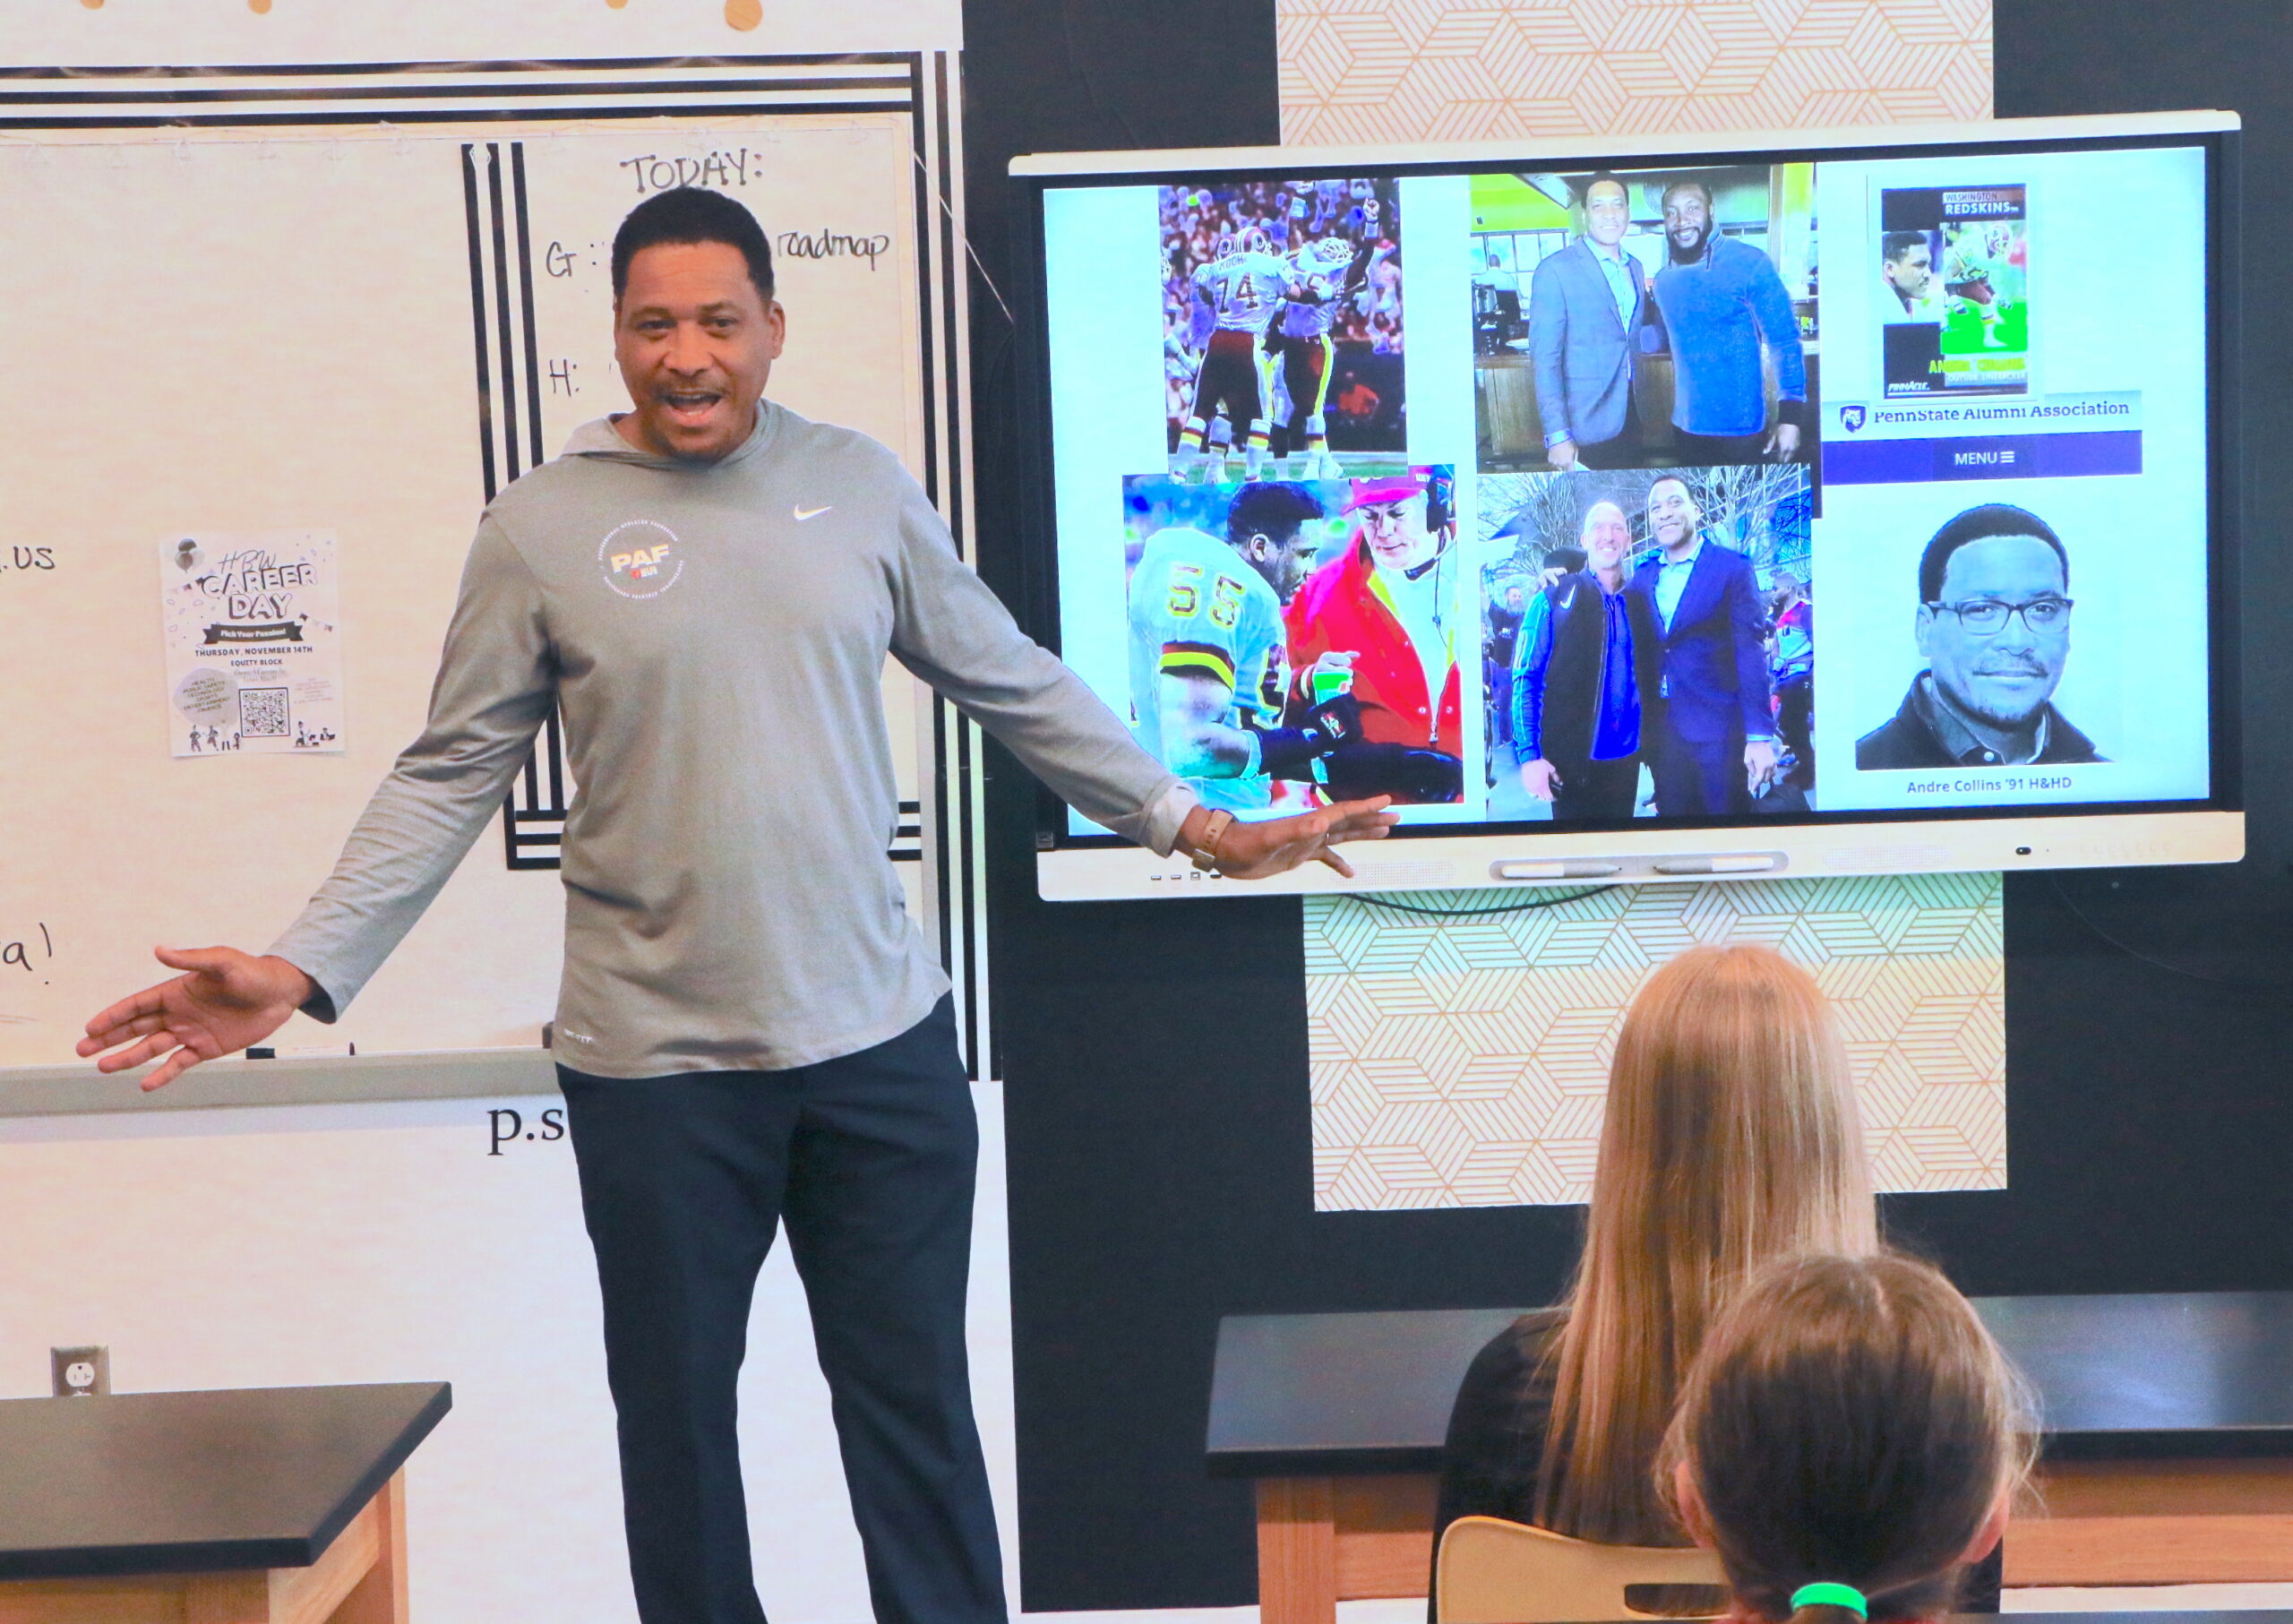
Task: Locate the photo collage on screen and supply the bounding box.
[1473,163,1819,826]
[1044,141,2210,838]
[1121,177,1470,820]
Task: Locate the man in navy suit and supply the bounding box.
[1631,475,1778,815]
[1527,173,1648,471]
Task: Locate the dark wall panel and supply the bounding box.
[966,3,2293,1610]
[957,5,1288,1604]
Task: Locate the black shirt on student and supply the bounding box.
[1430,1307,2003,1615]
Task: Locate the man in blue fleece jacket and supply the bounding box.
[1651,177,1808,464]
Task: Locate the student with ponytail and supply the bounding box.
[1430,945,1887,1609]
[1661,1251,2035,1624]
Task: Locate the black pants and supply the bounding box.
[559,998,1003,1624]
[1550,751,1641,821]
[1670,428,1771,465]
[1568,395,1642,470]
[1647,721,1748,817]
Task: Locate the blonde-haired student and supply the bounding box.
[1661,1250,2034,1623]
[1431,945,1900,1603]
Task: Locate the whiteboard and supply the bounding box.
[0,116,930,1069]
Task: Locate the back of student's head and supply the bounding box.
[1661,1251,2034,1623]
[1537,944,1877,1543]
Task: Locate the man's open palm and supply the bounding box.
[1212,795,1397,880]
[78,947,314,1092]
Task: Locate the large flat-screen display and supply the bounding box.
[1014,113,2242,898]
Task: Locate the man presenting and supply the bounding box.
[1527,172,1648,471]
[1630,475,1778,815]
[79,188,1393,1624]
[1857,503,2100,768]
[1651,178,1808,463]
[1513,500,1661,820]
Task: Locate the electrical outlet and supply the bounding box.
[51,1345,108,1397]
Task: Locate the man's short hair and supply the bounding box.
[1918,503,2069,603]
[1660,177,1714,213]
[613,186,776,303]
[1580,171,1629,208]
[1647,473,1695,504]
[1543,546,1590,573]
[1882,229,1928,264]
[1226,481,1324,545]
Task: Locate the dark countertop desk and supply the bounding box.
[0,1380,451,1624]
[1481,1617,2293,1624]
[1209,1293,2293,1624]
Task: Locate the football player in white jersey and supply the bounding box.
[1943,221,2014,348]
[1126,482,1353,812]
[1173,228,1288,481]
[1268,234,1383,478]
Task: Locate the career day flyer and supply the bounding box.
[158,531,346,758]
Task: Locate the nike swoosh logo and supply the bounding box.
[794,503,833,521]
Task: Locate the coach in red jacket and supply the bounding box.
[1284,469,1465,803]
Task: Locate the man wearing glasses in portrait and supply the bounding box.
[1856,502,2104,769]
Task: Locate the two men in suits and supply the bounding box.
[1629,476,1780,815]
[1511,475,1779,821]
[1527,172,1648,471]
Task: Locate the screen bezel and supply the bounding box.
[1009,113,2242,872]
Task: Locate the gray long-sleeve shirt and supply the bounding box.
[271,404,1191,1076]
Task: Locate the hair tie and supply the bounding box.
[1791,1584,1868,1620]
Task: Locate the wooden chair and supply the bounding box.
[1436,1515,1727,1624]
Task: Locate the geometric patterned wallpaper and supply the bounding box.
[1278,0,1991,146]
[1284,0,2002,1212]
[1306,874,2005,1209]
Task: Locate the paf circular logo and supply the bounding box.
[598,520,684,598]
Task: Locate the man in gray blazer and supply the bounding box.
[1527,172,1648,470]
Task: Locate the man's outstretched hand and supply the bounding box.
[1181,796,1398,881]
[78,947,315,1092]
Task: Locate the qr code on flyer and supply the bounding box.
[238,686,290,738]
